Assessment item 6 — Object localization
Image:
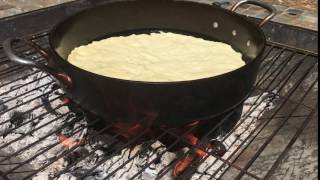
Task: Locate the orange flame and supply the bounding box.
[173,133,210,177]
[173,154,195,177]
[111,122,145,139]
[184,133,208,157]
[54,73,73,88]
[58,134,83,149]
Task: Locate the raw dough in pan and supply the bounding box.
[68,32,245,82]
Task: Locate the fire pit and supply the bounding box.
[0,0,318,180]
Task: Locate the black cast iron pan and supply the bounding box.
[3,0,276,127]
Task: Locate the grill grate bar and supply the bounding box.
[199,93,279,178]
[233,67,317,180]
[127,125,201,180]
[255,47,280,83]
[154,46,308,179]
[50,125,123,179]
[263,103,318,179]
[0,70,42,89]
[155,105,248,179]
[231,52,302,134]
[2,119,91,179]
[216,66,317,179]
[268,41,318,57]
[259,115,311,119]
[213,101,310,178]
[219,65,316,178]
[169,96,276,178]
[0,65,31,77]
[5,118,93,177]
[0,37,48,80]
[23,121,116,179]
[257,45,275,65]
[134,103,261,180]
[0,57,46,77]
[0,106,70,150]
[255,87,314,110]
[0,30,48,51]
[0,52,47,73]
[157,112,242,179]
[0,113,85,164]
[130,87,271,180]
[255,49,290,87]
[0,39,48,64]
[0,89,55,116]
[0,45,48,65]
[257,53,309,100]
[0,101,65,137]
[1,170,36,175]
[160,127,262,180]
[0,73,49,97]
[0,94,64,127]
[156,48,316,179]
[0,66,33,80]
[103,132,169,180]
[51,133,123,179]
[78,130,151,179]
[263,55,310,93]
[0,30,317,180]
[0,81,54,106]
[0,53,47,79]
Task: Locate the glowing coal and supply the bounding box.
[0,68,276,180]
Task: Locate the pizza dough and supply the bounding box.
[68,32,245,82]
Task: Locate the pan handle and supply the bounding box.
[231,0,277,27]
[3,38,72,89]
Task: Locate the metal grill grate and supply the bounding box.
[0,31,318,180]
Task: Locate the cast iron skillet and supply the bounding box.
[3,0,276,127]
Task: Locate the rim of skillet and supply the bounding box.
[48,0,267,85]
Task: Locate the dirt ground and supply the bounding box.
[262,0,317,11]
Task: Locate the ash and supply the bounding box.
[190,92,277,180]
[0,69,276,180]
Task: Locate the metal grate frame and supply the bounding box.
[0,31,318,180]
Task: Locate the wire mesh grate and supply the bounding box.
[0,31,318,180]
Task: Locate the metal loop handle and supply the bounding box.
[3,38,44,68]
[3,38,72,89]
[231,0,277,27]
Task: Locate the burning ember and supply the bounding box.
[104,118,227,178]
[0,68,276,180]
[174,153,196,177]
[111,122,146,139]
[57,134,84,149]
[53,73,73,89]
[173,133,227,177]
[184,133,208,157]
